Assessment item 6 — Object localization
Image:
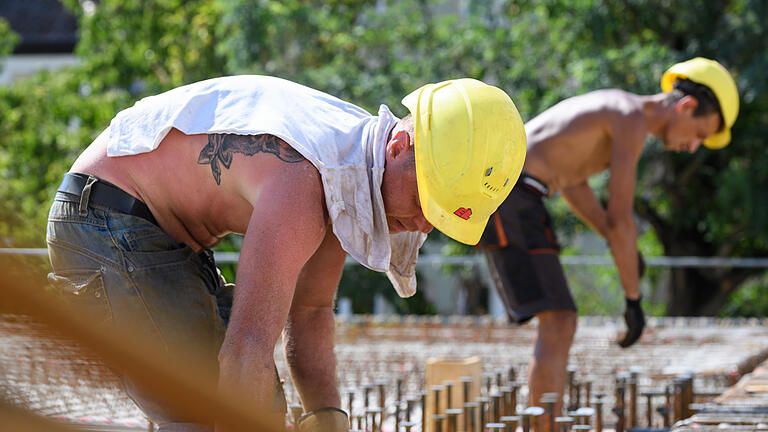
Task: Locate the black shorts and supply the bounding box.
[478,173,576,324]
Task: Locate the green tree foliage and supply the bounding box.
[0,0,766,315]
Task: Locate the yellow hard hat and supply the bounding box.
[402,78,526,245]
[661,57,739,149]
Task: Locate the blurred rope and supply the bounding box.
[0,255,282,432]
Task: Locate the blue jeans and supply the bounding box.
[46,190,230,432]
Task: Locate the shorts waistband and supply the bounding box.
[57,172,159,226]
[519,172,550,197]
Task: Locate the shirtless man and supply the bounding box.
[46,76,526,432]
[479,58,739,428]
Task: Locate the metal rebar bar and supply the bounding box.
[377,381,387,422]
[499,415,520,432]
[346,389,355,420]
[464,402,478,432]
[446,408,463,432]
[594,393,605,432]
[478,397,490,431]
[585,381,592,409]
[629,370,639,428]
[367,407,383,432]
[460,376,473,408]
[614,379,626,432]
[499,385,511,418]
[510,383,519,416]
[662,385,671,427]
[491,392,502,423]
[433,385,445,417]
[433,414,446,432]
[641,391,654,427]
[567,366,577,411]
[444,381,454,410]
[541,392,559,432]
[554,415,574,432]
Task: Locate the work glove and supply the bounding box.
[617,296,645,348]
[296,407,349,432]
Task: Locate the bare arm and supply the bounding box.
[214,137,329,429]
[605,130,645,300]
[561,181,609,238]
[283,228,346,411]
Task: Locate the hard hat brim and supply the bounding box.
[703,128,731,149]
[421,194,488,245]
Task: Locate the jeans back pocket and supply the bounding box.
[47,269,112,327]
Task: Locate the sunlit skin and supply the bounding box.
[658,96,721,153]
[382,124,434,235]
[514,89,723,432]
[67,115,430,431]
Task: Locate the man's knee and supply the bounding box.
[536,309,578,344]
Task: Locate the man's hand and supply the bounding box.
[617,296,645,348]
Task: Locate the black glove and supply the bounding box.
[617,296,645,348]
[638,251,646,279]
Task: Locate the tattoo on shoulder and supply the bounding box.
[197,134,305,185]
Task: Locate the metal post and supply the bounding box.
[510,383,519,416]
[566,366,577,411]
[460,376,473,407]
[433,414,446,432]
[540,392,558,432]
[464,402,478,432]
[444,381,454,410]
[478,397,489,431]
[594,393,604,432]
[499,386,512,417]
[642,391,653,427]
[662,385,671,427]
[491,392,502,423]
[614,379,626,432]
[446,408,462,432]
[554,416,573,432]
[628,370,638,428]
[377,381,387,424]
[585,381,592,408]
[346,389,355,421]
[433,385,445,417]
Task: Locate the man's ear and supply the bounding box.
[676,95,699,115]
[386,129,411,159]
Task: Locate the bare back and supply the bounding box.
[70,128,325,251]
[523,89,649,193]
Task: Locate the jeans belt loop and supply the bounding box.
[78,175,98,217]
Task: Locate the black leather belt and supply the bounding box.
[57,173,158,226]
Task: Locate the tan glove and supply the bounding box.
[296,407,349,432]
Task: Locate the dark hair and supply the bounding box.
[667,78,724,130]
